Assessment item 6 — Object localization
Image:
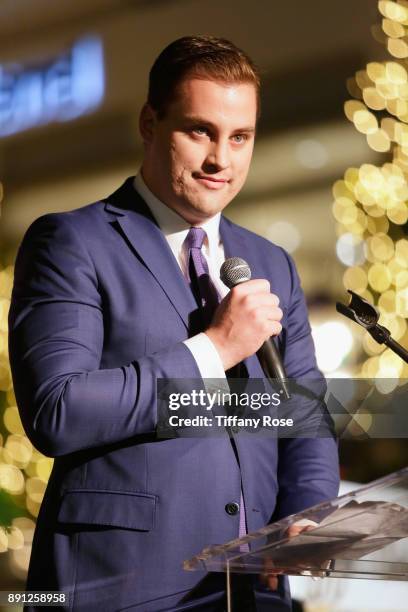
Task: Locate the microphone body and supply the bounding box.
[220,257,291,400]
[256,337,291,400]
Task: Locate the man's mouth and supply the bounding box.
[193,174,230,189]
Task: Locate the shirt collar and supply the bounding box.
[133,173,221,257]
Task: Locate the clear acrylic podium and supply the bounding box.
[184,467,408,588]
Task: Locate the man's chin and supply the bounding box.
[191,195,232,218]
[172,193,232,223]
[191,204,228,221]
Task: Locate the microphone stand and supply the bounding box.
[336,290,408,364]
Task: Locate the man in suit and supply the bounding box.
[9,36,339,611]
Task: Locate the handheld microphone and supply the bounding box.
[220,257,291,400]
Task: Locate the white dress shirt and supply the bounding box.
[133,173,227,379]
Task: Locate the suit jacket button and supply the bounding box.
[225,502,240,516]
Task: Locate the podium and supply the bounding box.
[184,467,408,589]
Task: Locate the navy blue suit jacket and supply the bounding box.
[9,178,339,611]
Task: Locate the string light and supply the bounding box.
[0,181,52,553]
[335,0,408,380]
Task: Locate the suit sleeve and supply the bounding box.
[273,249,340,520]
[8,213,201,458]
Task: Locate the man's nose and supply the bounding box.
[204,139,230,171]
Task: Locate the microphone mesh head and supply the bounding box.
[220,257,251,288]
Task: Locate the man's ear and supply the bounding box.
[139,103,157,144]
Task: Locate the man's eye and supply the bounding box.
[232,134,247,144]
[192,127,209,136]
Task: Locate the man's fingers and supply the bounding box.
[231,279,271,295]
[260,558,281,591]
[286,523,316,538]
[260,573,279,591]
[231,280,280,302]
[259,523,318,592]
[249,304,283,324]
[242,293,281,310]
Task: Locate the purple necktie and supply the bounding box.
[185,227,220,328]
[185,227,248,542]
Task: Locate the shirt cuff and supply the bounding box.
[183,333,226,379]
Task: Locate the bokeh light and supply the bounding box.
[0,254,52,557]
[334,0,408,380]
[312,321,354,373]
[336,233,366,266]
[266,221,301,253]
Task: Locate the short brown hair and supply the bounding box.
[148,35,261,118]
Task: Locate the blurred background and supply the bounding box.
[0,1,407,610]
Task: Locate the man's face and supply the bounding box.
[141,77,257,224]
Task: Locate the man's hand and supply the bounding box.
[260,520,317,591]
[205,279,283,371]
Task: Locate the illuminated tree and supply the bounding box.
[334,0,408,382]
[0,184,52,573]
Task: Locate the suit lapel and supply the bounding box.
[220,216,266,280]
[104,178,197,331]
